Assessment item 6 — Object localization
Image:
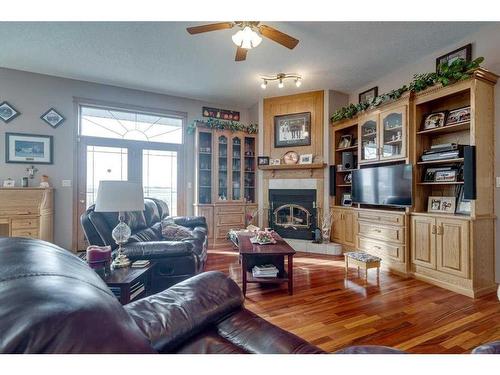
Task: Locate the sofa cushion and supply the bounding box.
[144,199,161,227]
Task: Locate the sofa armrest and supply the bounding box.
[124,271,243,352]
[122,241,194,260]
[169,216,207,230]
[471,341,500,354]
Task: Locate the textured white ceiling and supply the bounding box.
[0,22,486,108]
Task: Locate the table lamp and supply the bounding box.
[95,181,145,268]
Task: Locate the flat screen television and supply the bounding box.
[352,164,412,207]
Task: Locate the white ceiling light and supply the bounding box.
[232,26,262,50]
[259,73,303,90]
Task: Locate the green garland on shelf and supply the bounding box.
[331,57,485,122]
[187,118,258,135]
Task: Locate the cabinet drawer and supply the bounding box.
[11,218,39,229]
[358,222,404,243]
[215,206,245,215]
[358,237,405,262]
[11,229,39,238]
[357,211,404,226]
[217,213,244,226]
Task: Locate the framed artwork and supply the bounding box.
[422,111,448,131]
[428,196,456,214]
[299,154,313,164]
[358,87,378,104]
[341,193,352,207]
[274,112,311,148]
[435,169,458,182]
[338,134,352,149]
[269,158,281,166]
[257,156,270,166]
[436,44,472,72]
[0,101,21,123]
[5,132,54,164]
[456,186,471,215]
[41,108,65,128]
[446,106,471,126]
[202,106,240,121]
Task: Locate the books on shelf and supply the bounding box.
[131,260,150,268]
[252,264,279,278]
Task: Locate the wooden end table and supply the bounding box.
[103,262,155,304]
[237,232,295,297]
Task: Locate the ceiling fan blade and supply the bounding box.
[235,47,247,62]
[258,24,299,49]
[186,22,234,35]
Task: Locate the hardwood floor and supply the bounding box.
[206,246,500,354]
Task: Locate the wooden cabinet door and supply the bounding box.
[380,105,406,161]
[331,209,344,243]
[343,209,356,247]
[359,115,379,164]
[436,218,469,278]
[411,216,436,269]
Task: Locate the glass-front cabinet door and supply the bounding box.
[217,134,229,201]
[380,106,406,160]
[359,116,379,163]
[244,136,256,203]
[231,136,242,200]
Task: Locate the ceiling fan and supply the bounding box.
[186,21,299,62]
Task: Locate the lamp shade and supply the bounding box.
[94,181,144,212]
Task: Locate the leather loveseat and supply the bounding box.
[81,198,208,292]
[0,238,324,354]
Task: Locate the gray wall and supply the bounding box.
[0,68,249,250]
[347,23,500,282]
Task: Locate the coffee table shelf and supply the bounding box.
[245,271,289,284]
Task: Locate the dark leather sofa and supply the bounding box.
[0,238,324,354]
[81,198,208,292]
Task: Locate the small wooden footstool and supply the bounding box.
[344,251,381,283]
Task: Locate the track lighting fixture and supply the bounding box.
[259,73,303,90]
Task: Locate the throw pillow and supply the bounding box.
[161,221,193,241]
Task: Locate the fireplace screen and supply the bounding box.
[273,204,311,229]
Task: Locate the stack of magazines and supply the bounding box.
[252,264,279,278]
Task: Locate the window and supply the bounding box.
[81,106,183,144]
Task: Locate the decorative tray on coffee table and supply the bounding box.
[250,230,277,245]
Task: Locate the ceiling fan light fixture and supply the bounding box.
[232,26,262,49]
[295,77,302,87]
[260,80,267,90]
[278,78,284,89]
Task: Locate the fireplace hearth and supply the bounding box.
[269,189,317,240]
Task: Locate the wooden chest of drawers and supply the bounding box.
[0,188,54,242]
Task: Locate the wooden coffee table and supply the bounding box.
[237,232,296,297]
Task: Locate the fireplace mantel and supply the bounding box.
[259,163,326,177]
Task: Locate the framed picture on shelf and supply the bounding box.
[299,154,313,164]
[344,173,352,184]
[274,112,311,148]
[3,179,15,187]
[428,196,456,214]
[337,135,352,149]
[358,87,378,104]
[436,44,472,72]
[422,111,448,131]
[5,132,53,164]
[270,158,281,166]
[434,169,458,182]
[456,186,471,215]
[257,156,270,166]
[446,106,471,126]
[341,193,352,207]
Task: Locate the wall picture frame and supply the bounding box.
[202,106,240,121]
[0,101,21,123]
[257,156,270,166]
[299,154,313,164]
[436,43,472,72]
[358,87,378,104]
[341,193,352,207]
[5,132,54,164]
[428,196,456,214]
[41,108,65,128]
[274,112,311,148]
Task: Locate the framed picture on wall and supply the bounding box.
[358,87,378,104]
[436,44,472,72]
[5,132,54,164]
[274,112,311,148]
